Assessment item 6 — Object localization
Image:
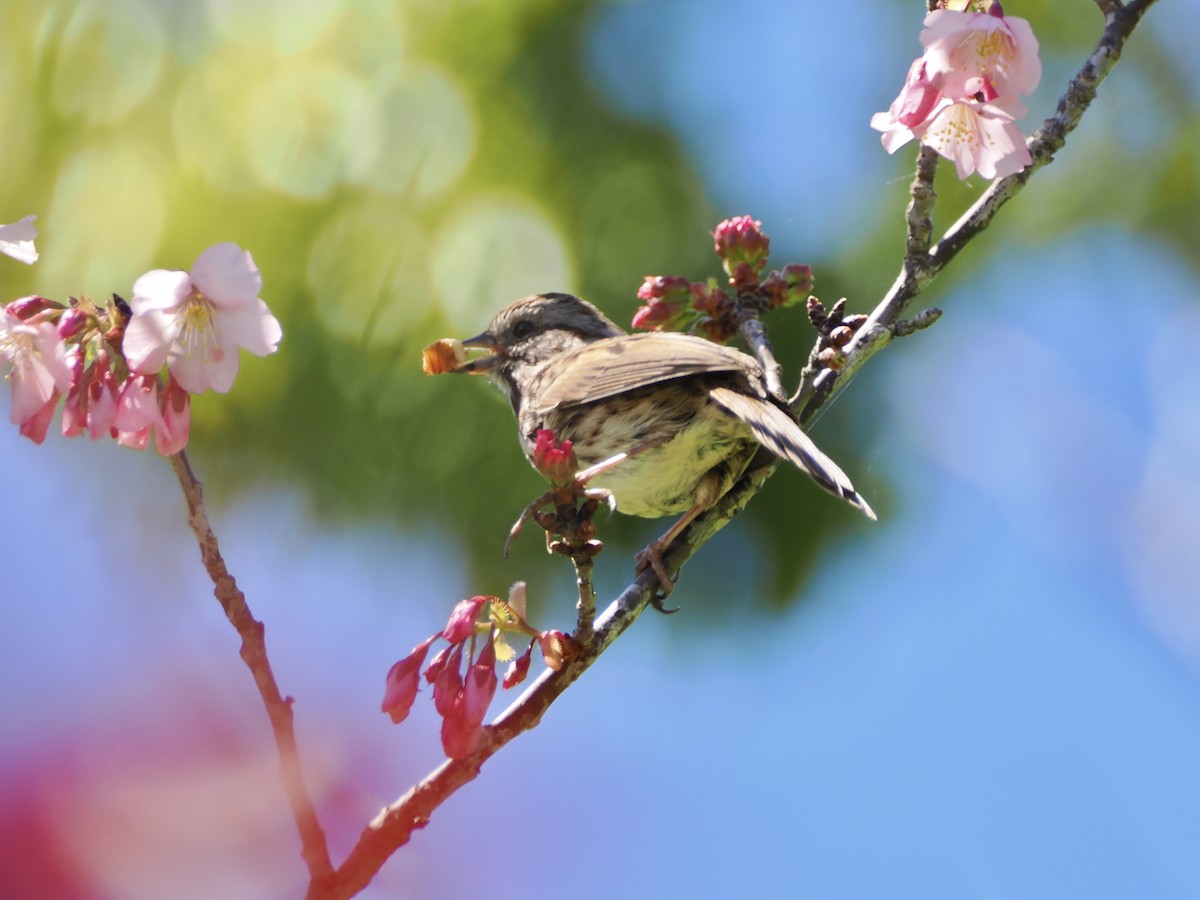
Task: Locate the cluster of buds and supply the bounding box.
[871,1,1041,180]
[0,241,282,455]
[382,582,580,759]
[630,217,815,344]
[527,428,604,558]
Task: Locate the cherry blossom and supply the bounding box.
[916,97,1032,180]
[871,3,1041,180]
[0,306,73,432]
[124,242,282,394]
[921,4,1041,105]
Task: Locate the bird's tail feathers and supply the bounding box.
[709,386,876,521]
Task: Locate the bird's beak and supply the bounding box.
[458,332,499,374]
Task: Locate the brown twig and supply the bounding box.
[170,451,334,892]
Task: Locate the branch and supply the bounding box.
[313,3,1160,894]
[799,0,1158,421]
[311,463,770,899]
[170,451,334,891]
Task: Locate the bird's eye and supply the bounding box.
[512,320,536,339]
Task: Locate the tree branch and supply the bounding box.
[307,2,1160,895]
[170,451,334,891]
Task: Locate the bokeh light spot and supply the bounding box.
[360,64,477,198]
[172,49,269,193]
[43,143,165,294]
[245,62,380,199]
[431,197,575,331]
[204,0,343,55]
[50,0,165,125]
[307,202,432,345]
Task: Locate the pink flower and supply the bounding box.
[381,636,436,724]
[0,215,38,265]
[1,307,73,430]
[871,4,1040,181]
[920,5,1041,106]
[532,428,577,485]
[124,242,282,394]
[871,58,945,153]
[918,98,1032,180]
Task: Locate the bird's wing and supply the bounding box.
[530,333,761,410]
[708,386,877,521]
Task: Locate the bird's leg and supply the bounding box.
[635,470,723,605]
[505,437,672,557]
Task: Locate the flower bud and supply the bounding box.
[442,595,488,644]
[56,308,90,339]
[532,429,578,485]
[5,296,62,321]
[381,636,436,724]
[503,643,534,689]
[712,216,770,279]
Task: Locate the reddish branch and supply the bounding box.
[170,452,335,892]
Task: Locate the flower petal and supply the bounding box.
[191,242,262,307]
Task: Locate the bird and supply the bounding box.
[453,292,874,591]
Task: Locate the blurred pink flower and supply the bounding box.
[0,215,38,265]
[1,307,72,430]
[381,637,435,724]
[154,375,191,456]
[124,243,282,394]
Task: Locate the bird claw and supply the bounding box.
[635,540,678,612]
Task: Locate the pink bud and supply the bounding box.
[636,275,691,303]
[56,308,89,340]
[532,429,578,485]
[712,216,770,279]
[432,643,465,717]
[5,296,62,321]
[442,596,488,645]
[154,375,190,456]
[440,707,484,759]
[631,298,684,331]
[458,639,498,728]
[503,643,534,689]
[86,354,119,440]
[381,636,436,724]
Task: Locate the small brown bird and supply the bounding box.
[456,292,874,588]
